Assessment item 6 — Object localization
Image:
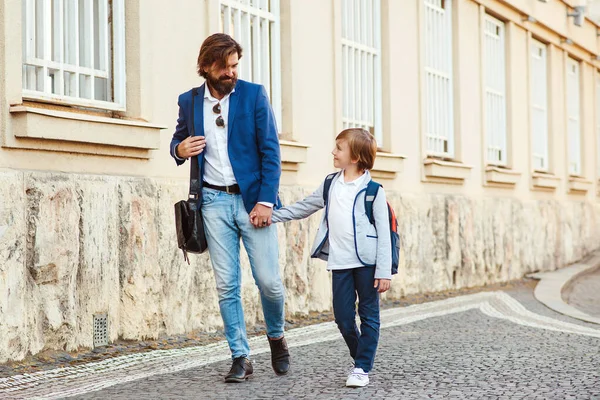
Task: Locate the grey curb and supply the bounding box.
[528,251,600,325]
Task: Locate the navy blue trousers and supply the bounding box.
[332,266,380,372]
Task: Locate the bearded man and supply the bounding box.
[170,33,289,383]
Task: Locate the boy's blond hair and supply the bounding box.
[336,128,377,171]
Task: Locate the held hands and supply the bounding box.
[374,279,391,293]
[176,136,206,158]
[249,204,273,228]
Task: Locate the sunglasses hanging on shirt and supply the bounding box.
[213,103,225,128]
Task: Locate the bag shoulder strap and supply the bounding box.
[364,180,382,225]
[189,87,201,199]
[322,172,339,206]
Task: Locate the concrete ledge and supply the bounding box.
[280,140,310,173]
[529,252,600,325]
[279,140,310,185]
[372,152,406,180]
[531,172,560,191]
[568,176,593,194]
[485,166,521,187]
[423,158,472,184]
[8,105,165,155]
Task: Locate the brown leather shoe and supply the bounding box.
[268,336,290,375]
[224,357,253,383]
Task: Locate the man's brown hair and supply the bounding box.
[197,33,243,78]
[336,128,378,171]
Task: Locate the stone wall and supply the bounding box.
[1,169,599,362]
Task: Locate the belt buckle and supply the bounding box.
[226,185,231,194]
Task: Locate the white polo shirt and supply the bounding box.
[327,170,369,270]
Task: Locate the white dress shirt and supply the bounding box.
[327,170,370,270]
[203,88,237,186]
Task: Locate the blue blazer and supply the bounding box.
[170,80,282,213]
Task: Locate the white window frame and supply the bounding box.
[422,0,454,158]
[21,0,126,111]
[340,0,383,144]
[483,14,507,166]
[566,57,582,176]
[220,0,282,132]
[530,39,549,172]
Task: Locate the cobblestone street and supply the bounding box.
[1,283,599,400]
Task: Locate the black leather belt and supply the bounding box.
[202,181,241,194]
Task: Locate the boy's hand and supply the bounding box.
[374,279,391,293]
[248,213,262,226]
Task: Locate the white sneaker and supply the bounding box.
[346,368,369,387]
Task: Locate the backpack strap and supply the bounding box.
[364,180,381,225]
[322,172,339,206]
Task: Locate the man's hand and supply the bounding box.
[374,279,391,293]
[249,204,273,228]
[176,136,206,158]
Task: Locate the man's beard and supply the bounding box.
[206,74,237,97]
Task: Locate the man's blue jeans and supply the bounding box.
[201,188,285,359]
[332,266,380,372]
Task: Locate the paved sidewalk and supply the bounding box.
[2,283,599,400]
[563,267,600,318]
[0,280,532,379]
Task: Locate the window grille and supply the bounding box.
[423,0,454,158]
[483,14,507,166]
[22,0,126,110]
[566,57,582,176]
[220,0,282,131]
[530,39,549,172]
[341,0,382,143]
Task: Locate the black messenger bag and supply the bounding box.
[174,89,207,263]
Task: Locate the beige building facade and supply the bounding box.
[1,0,600,362]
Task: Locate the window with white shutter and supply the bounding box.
[566,57,582,176]
[21,0,126,110]
[341,0,382,143]
[423,0,454,158]
[220,0,282,131]
[483,14,507,166]
[530,39,549,172]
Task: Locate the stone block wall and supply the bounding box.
[1,169,599,362]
